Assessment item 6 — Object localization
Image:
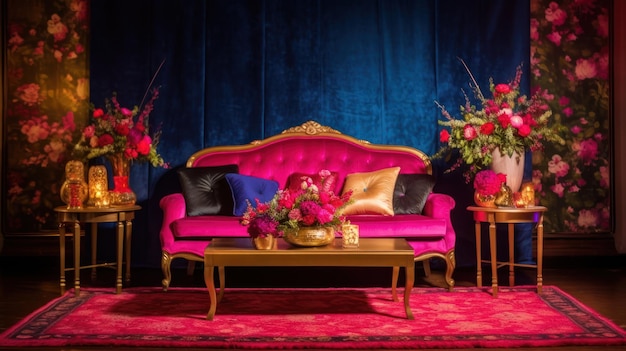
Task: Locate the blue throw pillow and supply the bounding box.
[225,173,279,216]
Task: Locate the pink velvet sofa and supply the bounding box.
[159,121,456,291]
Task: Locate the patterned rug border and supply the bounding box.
[0,285,624,349]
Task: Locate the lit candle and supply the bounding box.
[88,165,110,208]
[520,182,535,207]
[341,223,359,249]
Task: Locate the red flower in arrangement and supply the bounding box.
[439,129,450,142]
[241,170,353,238]
[432,59,565,181]
[473,170,506,196]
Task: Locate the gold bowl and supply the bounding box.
[283,227,335,247]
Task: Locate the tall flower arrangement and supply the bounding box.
[241,170,353,238]
[433,60,565,183]
[73,88,165,168]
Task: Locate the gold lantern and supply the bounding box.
[87,165,110,208]
[60,160,88,209]
[341,223,359,249]
[520,182,535,207]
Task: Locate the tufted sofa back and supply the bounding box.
[186,122,431,190]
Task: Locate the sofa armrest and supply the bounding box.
[422,193,457,250]
[159,193,188,251]
[422,193,456,219]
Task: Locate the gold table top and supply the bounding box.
[204,238,415,267]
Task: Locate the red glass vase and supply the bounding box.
[108,154,137,206]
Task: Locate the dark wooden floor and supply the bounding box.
[0,254,625,351]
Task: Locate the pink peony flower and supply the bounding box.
[575,58,597,80]
[135,136,152,155]
[545,2,567,26]
[548,155,570,178]
[473,170,503,196]
[517,124,532,137]
[510,115,524,128]
[97,133,114,147]
[83,125,95,138]
[577,139,598,165]
[494,84,511,95]
[463,124,477,140]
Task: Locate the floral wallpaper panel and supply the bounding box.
[530,0,610,233]
[4,0,89,233]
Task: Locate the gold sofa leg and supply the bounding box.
[444,250,456,291]
[161,251,172,291]
[187,261,196,276]
[423,260,432,277]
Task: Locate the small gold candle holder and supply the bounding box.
[60,160,88,209]
[520,182,535,207]
[513,192,526,208]
[341,223,359,249]
[87,165,110,208]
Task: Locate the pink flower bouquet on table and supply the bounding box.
[241,170,353,238]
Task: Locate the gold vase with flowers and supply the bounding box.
[473,170,507,208]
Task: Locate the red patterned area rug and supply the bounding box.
[0,286,624,349]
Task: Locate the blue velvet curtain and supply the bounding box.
[90,0,530,268]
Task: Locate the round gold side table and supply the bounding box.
[467,206,547,297]
[55,205,140,296]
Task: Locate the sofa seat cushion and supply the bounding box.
[172,216,249,238]
[346,214,446,238]
[172,214,446,240]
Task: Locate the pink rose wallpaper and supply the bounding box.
[530,0,610,233]
[4,0,90,232]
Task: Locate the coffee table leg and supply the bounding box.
[404,262,414,320]
[391,266,399,302]
[204,264,217,320]
[218,266,225,302]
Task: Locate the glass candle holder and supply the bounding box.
[520,182,535,207]
[87,165,110,208]
[341,223,359,249]
[60,160,88,209]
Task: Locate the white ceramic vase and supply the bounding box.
[490,148,525,192]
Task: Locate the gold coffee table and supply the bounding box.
[203,238,415,320]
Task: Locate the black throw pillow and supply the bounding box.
[177,165,239,216]
[393,174,436,214]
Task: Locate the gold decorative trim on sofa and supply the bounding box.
[281,120,342,135]
[187,120,432,174]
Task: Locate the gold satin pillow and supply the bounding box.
[340,167,401,216]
